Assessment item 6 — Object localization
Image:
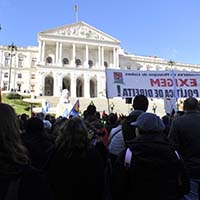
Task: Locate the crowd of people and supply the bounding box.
[1,94,200,200]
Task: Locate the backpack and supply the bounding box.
[124,147,190,197]
[108,128,122,147]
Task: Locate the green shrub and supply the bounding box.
[6,92,21,99]
[24,106,30,111]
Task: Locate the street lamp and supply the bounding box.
[167,59,178,111]
[8,42,17,91]
[168,59,175,69]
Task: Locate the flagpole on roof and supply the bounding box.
[74,4,78,23]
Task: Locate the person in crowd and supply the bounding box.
[46,117,105,200]
[21,117,54,170]
[83,104,108,161]
[112,112,189,200]
[51,116,68,140]
[108,116,126,165]
[0,103,53,200]
[105,113,118,134]
[107,95,148,166]
[161,113,171,136]
[19,113,29,132]
[122,94,149,147]
[152,103,157,113]
[169,97,200,200]
[84,104,102,129]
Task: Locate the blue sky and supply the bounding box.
[0,0,200,64]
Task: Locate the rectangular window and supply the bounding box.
[31,58,37,66]
[30,84,35,92]
[4,72,8,78]
[18,73,22,78]
[4,57,9,67]
[31,74,36,79]
[18,57,23,67]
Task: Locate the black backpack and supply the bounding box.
[124,146,190,197]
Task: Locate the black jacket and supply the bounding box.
[47,146,105,200]
[21,131,54,170]
[0,164,53,200]
[112,133,189,200]
[169,111,200,178]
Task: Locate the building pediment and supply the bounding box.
[40,21,120,44]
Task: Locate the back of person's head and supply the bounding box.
[82,110,88,119]
[133,95,149,112]
[26,117,44,134]
[107,113,118,125]
[36,112,45,120]
[183,97,199,111]
[131,112,165,135]
[0,103,29,169]
[122,111,143,146]
[21,113,29,121]
[56,117,89,153]
[86,104,96,116]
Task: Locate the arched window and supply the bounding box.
[63,58,69,65]
[104,61,108,68]
[75,58,81,66]
[88,60,93,68]
[46,57,52,64]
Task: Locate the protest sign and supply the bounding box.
[106,69,200,99]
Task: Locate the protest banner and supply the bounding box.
[106,69,200,99]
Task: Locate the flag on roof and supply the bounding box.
[69,99,80,117]
[74,4,78,12]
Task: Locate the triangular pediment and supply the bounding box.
[40,21,120,43]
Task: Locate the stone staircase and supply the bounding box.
[35,96,166,117]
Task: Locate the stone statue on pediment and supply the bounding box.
[56,25,105,40]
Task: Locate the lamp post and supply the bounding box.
[168,59,175,70]
[167,59,178,111]
[8,43,17,91]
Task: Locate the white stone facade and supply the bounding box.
[0,21,200,98]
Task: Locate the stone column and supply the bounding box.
[41,41,45,64]
[97,75,102,97]
[84,45,88,67]
[38,40,42,62]
[101,46,104,67]
[98,46,101,67]
[113,47,116,67]
[38,72,44,96]
[56,42,59,64]
[84,77,90,98]
[70,75,76,97]
[54,73,62,96]
[116,47,119,68]
[59,42,62,65]
[71,43,76,66]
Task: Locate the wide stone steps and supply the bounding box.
[35,96,166,117]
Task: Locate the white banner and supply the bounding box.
[106,69,200,99]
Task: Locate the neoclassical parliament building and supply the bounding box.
[1,21,200,98]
